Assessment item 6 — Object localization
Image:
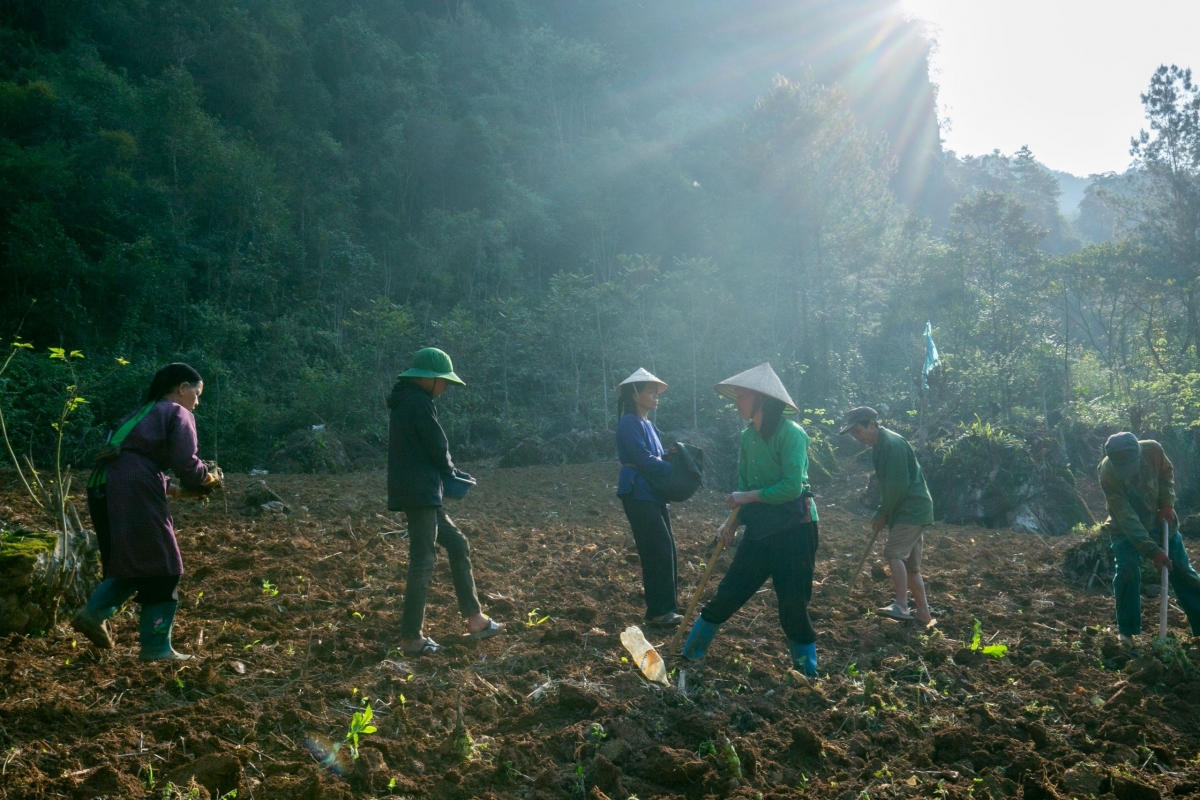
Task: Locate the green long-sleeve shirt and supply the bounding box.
[872,427,934,528]
[1099,440,1174,560]
[737,419,818,522]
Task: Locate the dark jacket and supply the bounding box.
[387,381,457,510]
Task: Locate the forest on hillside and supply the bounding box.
[2,0,1199,474]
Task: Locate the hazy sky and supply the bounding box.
[901,0,1200,177]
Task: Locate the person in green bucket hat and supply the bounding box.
[387,347,502,656]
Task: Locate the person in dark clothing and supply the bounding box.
[387,347,502,656]
[1099,432,1200,646]
[615,368,682,627]
[72,363,221,661]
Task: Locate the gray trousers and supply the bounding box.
[399,506,481,638]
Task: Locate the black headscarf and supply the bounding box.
[144,363,203,403]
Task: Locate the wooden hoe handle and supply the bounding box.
[672,506,740,654]
[847,526,883,597]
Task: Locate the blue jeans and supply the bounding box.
[1112,532,1200,636]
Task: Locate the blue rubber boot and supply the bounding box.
[71,578,135,649]
[681,617,720,660]
[138,602,192,662]
[788,640,818,677]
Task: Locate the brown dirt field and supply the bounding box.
[2,463,1200,800]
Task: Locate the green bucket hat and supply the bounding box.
[399,347,465,386]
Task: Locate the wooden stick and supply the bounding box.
[847,526,884,596]
[1159,519,1170,639]
[672,507,739,654]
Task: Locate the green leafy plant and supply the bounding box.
[699,740,718,756]
[721,738,742,779]
[141,762,156,790]
[525,608,550,627]
[345,702,378,759]
[969,619,1008,657]
[261,580,278,597]
[571,763,586,797]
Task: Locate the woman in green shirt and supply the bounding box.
[680,363,820,676]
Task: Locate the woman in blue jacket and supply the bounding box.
[615,368,682,627]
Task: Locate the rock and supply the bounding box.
[167,753,242,798]
[242,481,291,515]
[269,428,351,474]
[1,527,100,636]
[924,426,1092,536]
[1113,775,1162,800]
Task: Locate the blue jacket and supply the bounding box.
[616,413,672,504]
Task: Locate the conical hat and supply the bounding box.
[714,363,797,413]
[615,367,667,394]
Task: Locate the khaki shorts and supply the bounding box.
[883,523,927,573]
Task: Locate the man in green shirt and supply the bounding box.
[1099,432,1200,645]
[841,407,935,625]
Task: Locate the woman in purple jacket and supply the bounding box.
[72,363,219,661]
[615,368,681,627]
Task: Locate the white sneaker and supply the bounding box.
[1119,633,1135,647]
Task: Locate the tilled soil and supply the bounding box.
[2,463,1200,800]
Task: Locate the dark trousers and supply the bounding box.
[1112,532,1200,635]
[103,575,180,605]
[620,495,678,617]
[399,506,482,638]
[701,521,819,645]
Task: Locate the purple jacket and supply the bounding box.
[103,400,208,577]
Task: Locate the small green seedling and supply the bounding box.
[345,702,378,759]
[525,608,550,627]
[243,639,261,651]
[699,740,718,756]
[585,723,607,744]
[572,763,586,797]
[969,620,1009,658]
[262,580,278,597]
[721,738,742,779]
[141,763,156,790]
[388,777,397,791]
[846,662,860,677]
[352,611,364,619]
